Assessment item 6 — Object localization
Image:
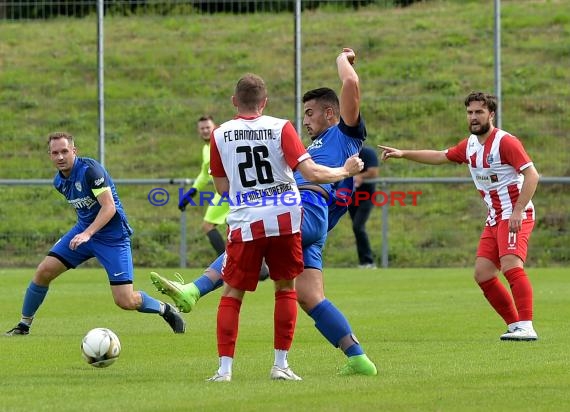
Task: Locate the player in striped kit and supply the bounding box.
[379,91,540,341]
[205,73,363,382]
[151,48,379,377]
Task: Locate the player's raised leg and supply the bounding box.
[150,254,224,313]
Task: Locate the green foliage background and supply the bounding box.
[1,0,568,268]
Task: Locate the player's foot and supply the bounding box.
[500,327,538,341]
[338,354,378,376]
[270,366,302,381]
[160,303,186,334]
[206,372,232,382]
[5,323,30,336]
[150,271,199,313]
[259,260,270,281]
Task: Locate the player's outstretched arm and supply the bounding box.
[378,145,449,165]
[297,155,363,184]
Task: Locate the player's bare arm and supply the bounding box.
[213,176,230,196]
[509,164,540,233]
[337,47,360,127]
[378,145,449,165]
[69,189,116,250]
[296,155,363,183]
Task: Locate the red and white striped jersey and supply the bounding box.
[445,128,535,226]
[210,115,310,242]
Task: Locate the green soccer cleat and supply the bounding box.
[150,271,200,313]
[338,354,378,376]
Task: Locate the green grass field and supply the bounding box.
[1,267,568,411]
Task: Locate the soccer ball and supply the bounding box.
[81,327,121,368]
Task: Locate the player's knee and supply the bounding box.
[474,269,496,283]
[34,260,62,285]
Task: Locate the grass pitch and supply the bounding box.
[1,267,568,411]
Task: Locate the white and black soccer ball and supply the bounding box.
[81,327,121,368]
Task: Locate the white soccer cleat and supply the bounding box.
[206,372,232,382]
[270,365,303,381]
[500,327,538,341]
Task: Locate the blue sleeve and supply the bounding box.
[84,162,109,192]
[337,115,367,141]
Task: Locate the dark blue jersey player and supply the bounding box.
[5,132,185,336]
[151,48,378,376]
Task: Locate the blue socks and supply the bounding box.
[194,275,218,296]
[308,299,364,357]
[193,253,225,296]
[137,291,161,313]
[22,282,49,318]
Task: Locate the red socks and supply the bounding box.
[503,267,533,321]
[274,290,298,350]
[217,296,242,357]
[478,268,534,324]
[478,277,519,325]
[216,290,298,357]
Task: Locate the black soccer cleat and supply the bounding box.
[5,323,30,336]
[161,303,186,334]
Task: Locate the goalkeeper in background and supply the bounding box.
[179,115,228,256]
[179,115,269,279]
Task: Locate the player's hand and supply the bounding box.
[178,188,197,211]
[69,232,91,250]
[378,145,403,161]
[340,47,356,65]
[344,154,364,177]
[508,212,523,233]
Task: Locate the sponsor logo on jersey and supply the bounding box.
[94,177,105,186]
[69,196,98,209]
[307,138,323,151]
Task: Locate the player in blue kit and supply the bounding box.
[5,132,185,336]
[151,48,377,376]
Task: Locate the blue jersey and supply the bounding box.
[294,116,366,198]
[53,157,133,240]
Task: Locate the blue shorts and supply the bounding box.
[49,225,134,285]
[299,191,328,271]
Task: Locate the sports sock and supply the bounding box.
[21,281,49,322]
[274,290,297,351]
[193,275,216,296]
[137,291,161,313]
[504,267,533,321]
[308,299,363,356]
[218,356,233,375]
[478,277,519,325]
[206,229,226,255]
[274,349,289,369]
[217,296,241,358]
[193,253,225,296]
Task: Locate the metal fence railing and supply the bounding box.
[1,177,568,268]
[2,1,568,268]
